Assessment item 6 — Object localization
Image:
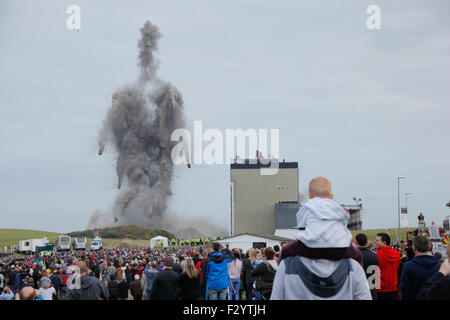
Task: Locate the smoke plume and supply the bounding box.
[90,21,186,230]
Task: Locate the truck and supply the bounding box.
[73,237,87,250]
[18,238,49,253]
[56,235,72,251]
[18,240,32,253]
[90,236,103,251]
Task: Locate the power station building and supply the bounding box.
[230,158,362,238]
[230,159,299,236]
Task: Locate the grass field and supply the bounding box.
[350,227,417,243]
[0,229,150,249]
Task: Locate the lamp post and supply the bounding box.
[405,192,412,212]
[397,176,406,242]
[405,192,412,239]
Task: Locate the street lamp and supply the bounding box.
[397,176,406,242]
[405,192,412,211]
[404,192,412,238]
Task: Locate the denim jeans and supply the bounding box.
[208,288,227,300]
[228,278,240,300]
[245,282,253,300]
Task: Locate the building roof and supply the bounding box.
[230,159,298,170]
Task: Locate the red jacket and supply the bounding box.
[376,246,401,292]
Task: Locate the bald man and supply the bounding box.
[65,261,109,300]
[15,286,43,300]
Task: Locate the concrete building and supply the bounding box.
[230,159,299,236]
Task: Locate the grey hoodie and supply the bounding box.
[39,276,51,289]
[271,256,372,300]
[65,275,109,300]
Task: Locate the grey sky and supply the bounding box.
[1,0,449,234]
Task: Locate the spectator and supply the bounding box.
[399,235,441,300]
[51,269,62,299]
[118,277,130,300]
[178,258,201,300]
[252,250,264,300]
[172,257,183,275]
[38,275,56,300]
[60,269,69,300]
[7,266,17,293]
[375,233,401,300]
[251,247,277,300]
[107,274,120,300]
[107,263,116,282]
[416,246,450,300]
[131,274,143,300]
[271,177,371,300]
[65,261,109,300]
[273,245,280,265]
[15,286,44,300]
[150,256,180,300]
[0,268,4,292]
[204,242,234,300]
[355,233,378,300]
[25,275,34,288]
[228,249,243,300]
[0,287,14,300]
[242,249,256,300]
[196,248,210,300]
[125,263,133,288]
[142,260,159,300]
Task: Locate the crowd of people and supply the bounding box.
[1,177,449,300]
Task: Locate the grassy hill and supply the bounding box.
[0,226,175,249]
[0,229,60,248]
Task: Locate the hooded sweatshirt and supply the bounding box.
[296,198,352,248]
[204,249,234,290]
[376,246,401,293]
[399,254,441,300]
[65,275,109,300]
[39,276,51,289]
[271,256,371,300]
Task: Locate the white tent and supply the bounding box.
[150,236,169,248]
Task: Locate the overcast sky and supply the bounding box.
[1,0,449,234]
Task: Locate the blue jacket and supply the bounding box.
[400,254,441,300]
[204,249,234,290]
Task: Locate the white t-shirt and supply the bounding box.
[39,287,56,300]
[0,274,4,288]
